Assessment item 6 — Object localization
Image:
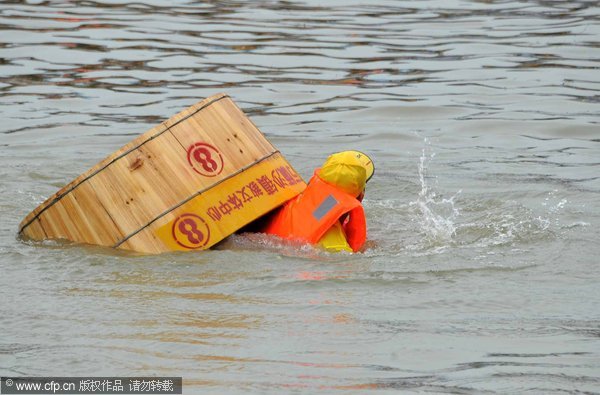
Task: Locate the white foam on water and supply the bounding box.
[389,140,562,257]
[220,232,347,261]
[409,141,461,248]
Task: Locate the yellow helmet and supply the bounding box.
[346,150,375,182]
[318,151,374,197]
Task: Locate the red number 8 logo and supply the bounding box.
[172,214,211,249]
[178,218,204,245]
[187,142,224,177]
[193,147,218,173]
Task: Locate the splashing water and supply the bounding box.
[410,144,461,246]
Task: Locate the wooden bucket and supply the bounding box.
[19,93,306,254]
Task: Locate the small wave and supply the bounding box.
[561,221,590,229]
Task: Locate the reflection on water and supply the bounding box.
[1,0,599,393]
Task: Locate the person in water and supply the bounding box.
[261,150,374,252]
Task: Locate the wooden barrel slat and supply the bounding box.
[38,200,78,241]
[71,181,125,245]
[221,100,275,154]
[23,218,47,241]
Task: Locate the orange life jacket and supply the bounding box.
[261,174,367,252]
